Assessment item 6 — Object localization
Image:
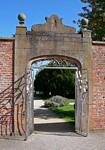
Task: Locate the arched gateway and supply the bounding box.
[0,14,105,140]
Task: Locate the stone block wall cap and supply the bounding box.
[82,29,91,32]
[16,26,27,28]
[0,37,15,41]
[92,41,105,45]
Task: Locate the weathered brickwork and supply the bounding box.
[0,39,14,92]
[89,43,105,130]
[0,39,15,138]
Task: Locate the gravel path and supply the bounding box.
[34,99,75,135]
[0,99,105,150]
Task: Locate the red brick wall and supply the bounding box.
[0,39,14,92]
[89,43,105,130]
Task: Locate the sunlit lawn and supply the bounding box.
[50,99,75,123]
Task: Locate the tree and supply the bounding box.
[76,0,105,41]
[34,69,75,98]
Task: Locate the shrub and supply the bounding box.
[44,95,66,107]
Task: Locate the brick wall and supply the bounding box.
[0,39,14,92]
[89,43,105,130]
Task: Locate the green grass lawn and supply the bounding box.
[50,99,75,123]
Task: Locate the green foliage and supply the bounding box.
[76,0,105,41]
[34,69,75,98]
[50,99,75,123]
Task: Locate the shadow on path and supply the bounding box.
[34,122,75,133]
[34,99,77,136]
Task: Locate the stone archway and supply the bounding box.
[14,15,92,139]
[1,14,105,140]
[0,15,92,140]
[26,55,89,137]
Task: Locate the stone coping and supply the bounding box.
[0,37,15,41]
[92,41,105,45]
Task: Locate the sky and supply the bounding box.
[0,0,84,36]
